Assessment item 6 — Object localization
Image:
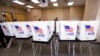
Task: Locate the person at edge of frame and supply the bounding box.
[0,19,10,50]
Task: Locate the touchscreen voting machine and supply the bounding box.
[31,21,52,42]
[1,22,14,36]
[12,22,32,38]
[77,21,99,41]
[57,21,78,40]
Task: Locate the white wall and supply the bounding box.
[96,1,100,42]
[83,0,100,20]
[27,6,85,21]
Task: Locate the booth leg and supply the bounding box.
[54,40,56,56]
[56,39,59,56]
[54,38,56,56]
[39,43,42,56]
[18,40,23,56]
[35,43,38,56]
[6,38,13,48]
[32,43,38,56]
[88,42,92,56]
[32,43,35,56]
[80,42,82,56]
[68,42,71,56]
[51,41,53,56]
[54,38,57,56]
[73,43,75,56]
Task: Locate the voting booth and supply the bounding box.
[56,21,60,35]
[25,22,32,36]
[12,22,32,38]
[57,21,78,40]
[31,21,52,42]
[77,21,99,41]
[45,21,55,37]
[1,22,14,36]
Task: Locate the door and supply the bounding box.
[4,12,13,22]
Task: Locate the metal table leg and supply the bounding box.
[39,43,42,56]
[68,42,71,56]
[32,43,35,56]
[35,43,38,56]
[56,39,59,56]
[18,40,23,56]
[54,39,57,56]
[6,38,13,48]
[51,40,53,56]
[80,42,82,56]
[88,42,92,56]
[54,38,57,56]
[73,43,75,56]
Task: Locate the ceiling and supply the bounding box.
[0,0,86,9]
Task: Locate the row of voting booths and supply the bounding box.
[0,20,99,56]
[56,21,99,56]
[56,21,98,40]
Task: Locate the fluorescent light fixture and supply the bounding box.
[68,2,74,6]
[26,5,34,8]
[51,0,57,2]
[38,4,48,7]
[12,0,25,5]
[38,4,45,7]
[31,0,40,3]
[53,3,58,7]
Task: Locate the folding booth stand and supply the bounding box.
[31,21,53,56]
[12,22,32,56]
[1,22,15,48]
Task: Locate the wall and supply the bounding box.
[47,8,63,20]
[0,4,26,20]
[63,8,70,20]
[96,1,100,42]
[70,6,84,20]
[41,9,48,20]
[27,6,84,21]
[26,9,41,21]
[83,0,100,20]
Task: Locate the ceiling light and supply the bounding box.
[53,3,58,7]
[38,4,48,7]
[51,0,57,2]
[12,0,25,5]
[31,0,40,4]
[26,5,34,8]
[68,2,74,6]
